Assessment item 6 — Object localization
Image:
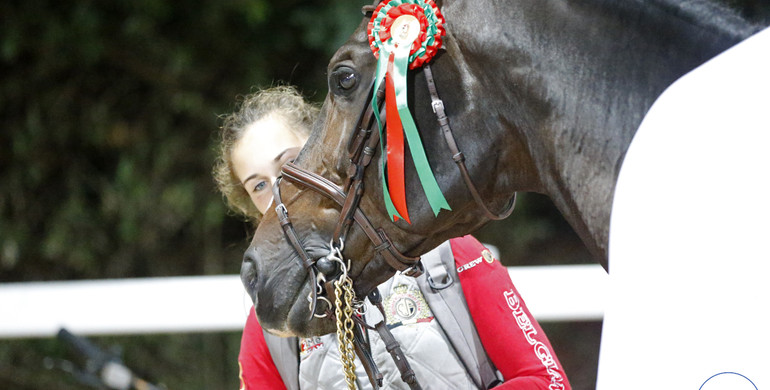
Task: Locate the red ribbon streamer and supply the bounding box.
[385,52,410,223]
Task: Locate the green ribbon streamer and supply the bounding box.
[371,48,451,221]
[391,45,451,216]
[370,0,451,221]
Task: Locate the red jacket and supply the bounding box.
[239,235,571,389]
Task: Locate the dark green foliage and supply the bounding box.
[0,0,360,282]
[0,1,359,388]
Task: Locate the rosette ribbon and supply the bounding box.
[367,0,450,223]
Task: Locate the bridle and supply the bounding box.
[268,1,517,388]
[274,63,518,306]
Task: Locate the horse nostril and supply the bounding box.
[241,247,259,303]
[315,256,339,278]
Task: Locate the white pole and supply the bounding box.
[0,265,606,338]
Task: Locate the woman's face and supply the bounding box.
[231,114,308,215]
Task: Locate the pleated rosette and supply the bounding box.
[367,0,449,223]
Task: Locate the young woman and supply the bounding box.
[214,86,571,390]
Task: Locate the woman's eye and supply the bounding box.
[253,181,267,192]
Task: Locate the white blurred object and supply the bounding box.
[0,275,253,338]
[599,27,769,390]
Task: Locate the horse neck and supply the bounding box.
[443,0,758,265]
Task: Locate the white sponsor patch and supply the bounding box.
[456,256,483,273]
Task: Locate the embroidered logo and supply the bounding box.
[457,248,496,273]
[504,289,566,390]
[482,249,495,263]
[299,336,324,358]
[456,256,483,273]
[385,285,433,329]
[395,295,417,319]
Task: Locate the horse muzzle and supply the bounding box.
[241,236,343,336]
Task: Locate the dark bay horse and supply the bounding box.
[243,0,765,336]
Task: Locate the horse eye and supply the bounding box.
[339,72,356,89]
[330,66,359,95]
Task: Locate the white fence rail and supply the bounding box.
[0,265,606,338]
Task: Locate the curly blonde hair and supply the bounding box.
[213,86,319,222]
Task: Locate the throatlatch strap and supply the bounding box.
[423,64,516,221]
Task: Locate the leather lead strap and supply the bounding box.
[352,322,383,389]
[423,64,516,220]
[368,290,423,390]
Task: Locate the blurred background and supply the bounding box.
[2,1,768,389]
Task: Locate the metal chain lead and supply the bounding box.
[331,248,358,390]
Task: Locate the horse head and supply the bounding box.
[243,0,760,337]
[242,2,533,336]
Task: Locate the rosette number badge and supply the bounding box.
[368,0,450,223]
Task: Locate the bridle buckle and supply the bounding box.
[431,99,444,114]
[400,260,424,278]
[275,203,288,218]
